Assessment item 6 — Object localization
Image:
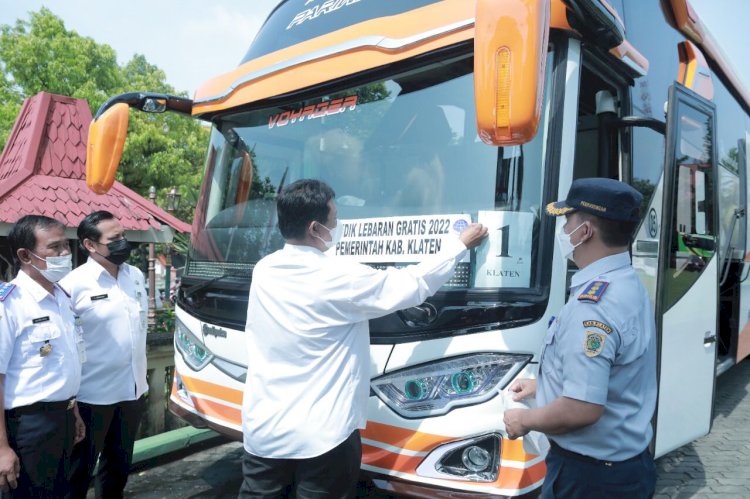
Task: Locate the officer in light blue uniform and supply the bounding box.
[504,178,657,498]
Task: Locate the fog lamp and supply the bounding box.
[462,445,491,472]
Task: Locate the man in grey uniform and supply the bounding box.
[503,178,657,498]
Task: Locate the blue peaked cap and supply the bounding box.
[546,177,643,222]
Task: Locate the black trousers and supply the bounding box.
[4,401,76,499]
[541,443,656,498]
[238,430,361,499]
[69,396,145,499]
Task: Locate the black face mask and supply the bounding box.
[104,239,131,265]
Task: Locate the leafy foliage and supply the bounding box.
[0,8,208,222]
[153,307,176,336]
[0,8,122,113]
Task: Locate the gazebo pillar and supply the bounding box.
[147,186,157,329]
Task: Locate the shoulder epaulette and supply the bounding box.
[0,282,16,302]
[578,280,609,303]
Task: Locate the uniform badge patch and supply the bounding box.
[584,331,606,357]
[0,282,15,302]
[39,341,52,357]
[582,320,613,335]
[578,281,609,303]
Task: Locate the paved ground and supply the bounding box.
[116,359,750,498]
[654,358,750,498]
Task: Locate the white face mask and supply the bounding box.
[555,222,586,262]
[314,222,342,250]
[30,252,72,283]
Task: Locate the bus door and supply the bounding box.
[654,83,718,456]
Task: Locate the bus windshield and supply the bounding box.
[189,53,553,293]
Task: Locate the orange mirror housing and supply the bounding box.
[474,0,550,146]
[86,103,129,194]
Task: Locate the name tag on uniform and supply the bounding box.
[91,294,109,301]
[32,316,50,324]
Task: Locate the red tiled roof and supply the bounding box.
[0,92,190,233]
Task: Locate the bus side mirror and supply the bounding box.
[85,92,193,194]
[87,103,129,194]
[474,0,550,146]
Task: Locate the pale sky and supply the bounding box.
[0,0,746,98]
[0,0,280,97]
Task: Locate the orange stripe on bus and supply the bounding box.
[362,421,452,453]
[500,437,545,461]
[179,373,243,406]
[497,460,547,490]
[191,397,242,426]
[362,443,424,472]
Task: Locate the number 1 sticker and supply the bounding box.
[474,211,535,288]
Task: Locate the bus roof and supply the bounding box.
[192,0,474,115]
[242,0,443,63]
[191,0,750,118]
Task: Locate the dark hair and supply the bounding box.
[277,179,336,239]
[9,215,66,264]
[78,210,115,251]
[579,212,638,247]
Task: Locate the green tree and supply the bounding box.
[0,9,208,222]
[116,57,208,218]
[0,8,122,114]
[0,71,22,148]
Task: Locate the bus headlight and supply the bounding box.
[416,433,501,482]
[175,320,213,371]
[371,353,530,418]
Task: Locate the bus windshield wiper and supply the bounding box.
[183,271,250,298]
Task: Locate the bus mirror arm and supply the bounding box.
[600,113,667,135]
[93,92,193,120]
[595,90,665,173]
[613,116,667,135]
[597,112,666,177]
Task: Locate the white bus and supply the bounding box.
[86,0,750,495]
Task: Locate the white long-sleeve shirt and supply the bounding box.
[242,236,467,458]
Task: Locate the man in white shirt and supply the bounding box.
[0,215,85,497]
[61,211,148,499]
[239,179,488,498]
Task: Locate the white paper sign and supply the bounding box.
[328,214,472,263]
[474,211,535,288]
